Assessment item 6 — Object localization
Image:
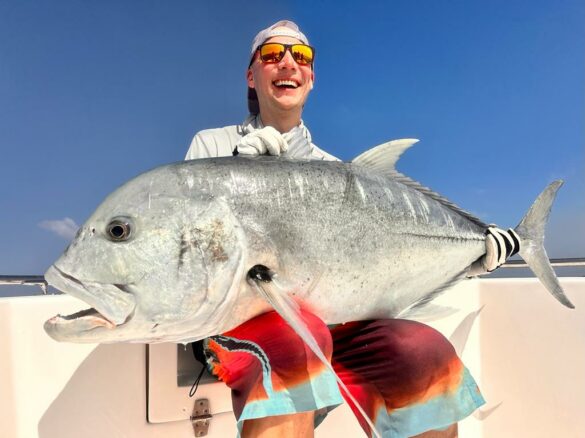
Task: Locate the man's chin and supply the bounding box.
[271,95,307,111]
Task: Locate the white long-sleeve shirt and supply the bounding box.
[185,115,339,161]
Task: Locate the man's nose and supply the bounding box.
[278,49,297,68]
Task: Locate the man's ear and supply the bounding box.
[309,71,314,90]
[246,68,255,88]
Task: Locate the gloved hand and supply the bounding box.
[235,126,288,156]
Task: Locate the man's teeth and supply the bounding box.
[274,80,299,88]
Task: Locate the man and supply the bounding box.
[187,20,488,438]
[186,20,336,162]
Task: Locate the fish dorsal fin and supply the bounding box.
[351,138,419,176]
[352,138,488,228]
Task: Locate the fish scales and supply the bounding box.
[175,158,486,323]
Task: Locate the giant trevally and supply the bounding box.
[44,139,574,345]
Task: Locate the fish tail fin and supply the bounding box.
[514,180,574,308]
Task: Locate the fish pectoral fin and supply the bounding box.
[247,265,383,438]
[351,138,419,176]
[245,267,318,357]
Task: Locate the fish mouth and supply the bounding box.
[44,265,136,340]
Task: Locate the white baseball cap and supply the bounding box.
[249,20,310,59]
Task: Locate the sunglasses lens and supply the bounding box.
[259,43,285,63]
[291,45,314,65]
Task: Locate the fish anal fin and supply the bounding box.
[398,303,459,323]
[398,271,470,320]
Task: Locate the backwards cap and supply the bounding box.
[247,20,310,115]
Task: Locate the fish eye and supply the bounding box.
[106,218,132,242]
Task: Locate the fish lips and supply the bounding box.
[44,265,136,340]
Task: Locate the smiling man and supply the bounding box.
[185,20,484,438]
[185,20,336,162]
[246,34,313,132]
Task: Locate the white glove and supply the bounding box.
[235,126,288,156]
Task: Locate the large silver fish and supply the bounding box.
[44,139,573,344]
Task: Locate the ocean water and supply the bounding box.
[0,284,60,298]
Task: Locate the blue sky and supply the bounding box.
[1,0,583,296]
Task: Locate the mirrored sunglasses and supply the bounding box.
[257,43,315,66]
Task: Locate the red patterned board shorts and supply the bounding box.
[203,310,484,437]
